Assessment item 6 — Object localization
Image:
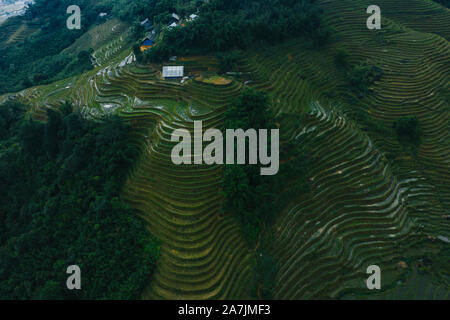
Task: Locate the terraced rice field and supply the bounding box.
[4,40,256,298]
[0,17,38,44]
[116,67,258,299]
[120,89,255,299]
[239,0,449,299]
[85,62,256,299]
[63,19,131,60]
[265,102,419,298]
[2,0,448,299]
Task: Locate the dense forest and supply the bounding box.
[140,0,330,62]
[0,101,159,299]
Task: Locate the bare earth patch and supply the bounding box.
[196,75,232,85]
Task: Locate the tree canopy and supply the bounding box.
[138,0,330,63]
[0,102,159,299]
[221,89,311,298]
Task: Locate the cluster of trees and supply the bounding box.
[255,248,278,299]
[0,101,159,299]
[333,50,384,96]
[0,100,25,139]
[222,89,275,245]
[222,89,310,245]
[334,48,350,69]
[393,116,421,146]
[217,51,242,74]
[1,0,330,93]
[0,0,106,94]
[347,63,383,95]
[139,0,330,63]
[222,89,310,298]
[111,0,177,23]
[433,0,450,8]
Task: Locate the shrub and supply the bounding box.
[334,48,350,68]
[348,64,383,94]
[217,51,242,74]
[393,116,421,146]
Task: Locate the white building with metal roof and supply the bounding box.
[162,66,184,79]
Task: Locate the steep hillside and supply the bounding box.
[0,0,448,299]
[242,0,449,299]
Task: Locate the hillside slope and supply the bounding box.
[243,0,449,299]
[1,0,448,299]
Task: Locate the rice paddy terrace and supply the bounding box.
[115,68,256,299]
[2,37,256,299]
[239,0,449,299]
[0,16,38,44]
[1,0,448,299]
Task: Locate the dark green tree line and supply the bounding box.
[0,101,159,299]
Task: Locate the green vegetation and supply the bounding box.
[393,116,421,146]
[222,89,274,244]
[334,48,350,69]
[0,0,103,94]
[142,0,330,62]
[0,100,25,140]
[1,0,448,301]
[347,63,383,95]
[217,51,242,74]
[222,89,309,299]
[0,102,159,299]
[222,89,310,245]
[255,249,278,299]
[433,0,450,8]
